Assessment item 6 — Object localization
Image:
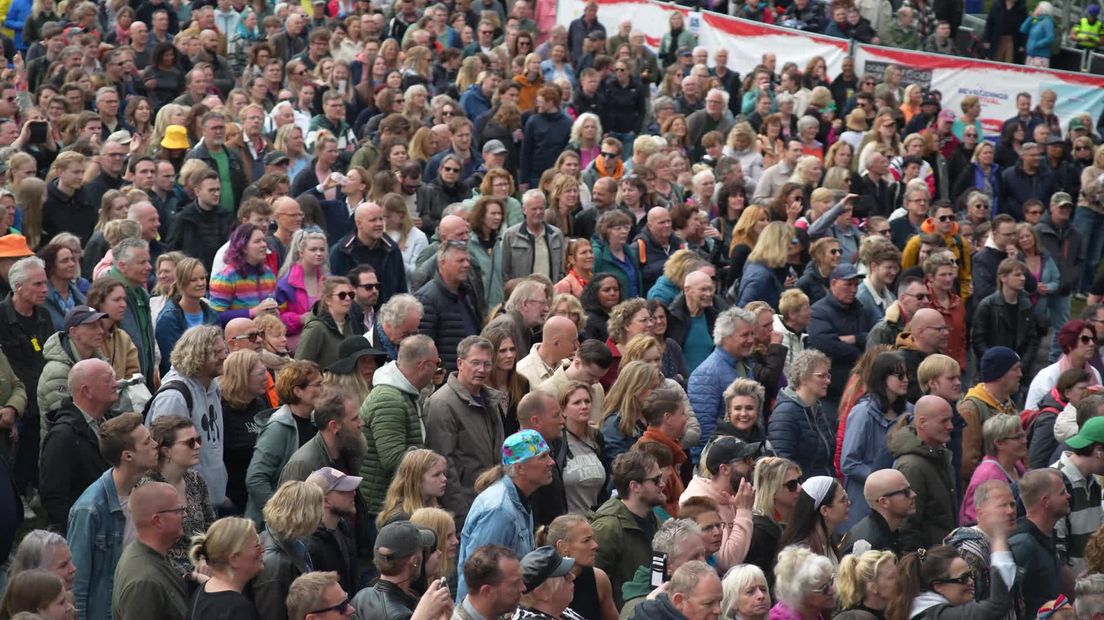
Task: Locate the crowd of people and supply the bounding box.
[0,0,1102,619]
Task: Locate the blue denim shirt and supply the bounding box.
[44,281,86,333]
[455,476,533,603]
[69,468,126,620]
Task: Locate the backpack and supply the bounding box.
[1020,403,1062,436]
[142,380,194,424]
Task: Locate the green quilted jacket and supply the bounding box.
[359,361,425,513]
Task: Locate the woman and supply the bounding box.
[952,141,1000,211]
[769,350,837,478]
[555,238,594,297]
[13,175,45,249]
[219,349,269,514]
[142,43,187,110]
[9,530,75,591]
[591,210,642,300]
[275,229,329,352]
[580,273,621,342]
[560,381,609,514]
[546,175,582,236]
[93,190,129,233]
[410,506,459,590]
[549,295,587,334]
[275,125,310,181]
[1021,3,1056,67]
[900,85,923,126]
[482,323,528,437]
[569,114,602,170]
[599,361,662,462]
[712,378,770,447]
[746,457,803,591]
[712,182,749,256]
[797,117,824,161]
[295,276,358,370]
[209,224,278,326]
[835,550,897,620]
[720,564,771,620]
[1015,222,1060,327]
[513,53,545,112]
[1026,319,1102,409]
[770,545,838,620]
[382,193,428,292]
[253,481,324,620]
[541,514,619,620]
[378,449,447,526]
[39,241,86,332]
[0,570,72,620]
[141,416,217,578]
[960,414,1026,526]
[737,222,797,309]
[156,257,220,375]
[87,278,141,384]
[649,249,707,306]
[150,252,184,324]
[647,152,683,209]
[728,205,770,289]
[478,170,523,230]
[724,123,766,187]
[798,238,842,306]
[886,538,1014,620]
[779,476,850,566]
[621,335,700,449]
[659,10,697,65]
[995,120,1024,170]
[125,97,153,142]
[840,351,913,527]
[187,516,263,620]
[600,299,654,389]
[1027,367,1090,469]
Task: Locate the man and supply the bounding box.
[857,153,896,218]
[487,280,550,360]
[891,184,934,249]
[426,336,503,524]
[902,201,973,300]
[360,335,438,521]
[958,346,1022,486]
[455,430,554,601]
[95,88,128,138]
[372,293,423,361]
[620,519,707,618]
[753,139,803,203]
[111,482,188,620]
[145,8,175,45]
[880,6,920,49]
[840,469,915,555]
[454,545,526,620]
[1038,192,1083,358]
[688,308,757,461]
[579,137,624,192]
[636,206,686,295]
[460,71,500,121]
[945,480,1019,608]
[501,189,566,283]
[271,11,307,61]
[1000,142,1056,221]
[37,305,106,419]
[668,270,720,373]
[516,316,577,390]
[567,1,604,59]
[353,519,452,619]
[307,91,358,154]
[415,242,483,372]
[150,160,186,238]
[0,257,51,497]
[329,203,407,304]
[281,390,364,485]
[1010,468,1071,616]
[69,413,159,620]
[26,23,65,92]
[346,265,380,340]
[678,435,757,572]
[130,21,152,68]
[628,561,724,620]
[224,318,278,407]
[538,339,612,421]
[868,276,931,348]
[516,391,569,527]
[414,214,472,289]
[591,450,665,607]
[286,571,353,620]
[43,152,98,246]
[109,238,157,388]
[973,214,1036,302]
[888,394,958,549]
[40,359,117,535]
[238,104,270,182]
[85,177,159,274]
[573,177,619,242]
[1004,92,1042,135]
[808,264,875,407]
[425,117,482,185]
[1051,416,1104,575]
[896,308,949,403]
[146,325,228,507]
[186,111,247,212]
[167,170,235,273]
[687,89,734,162]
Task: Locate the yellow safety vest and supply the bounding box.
[1073,17,1103,48]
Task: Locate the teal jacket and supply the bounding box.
[591,238,643,300]
[244,405,304,525]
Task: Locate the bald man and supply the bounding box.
[898,308,948,402]
[225,317,278,407]
[112,481,188,620]
[890,394,957,549]
[840,469,915,555]
[516,316,580,389]
[637,206,684,292]
[329,201,408,303]
[670,270,720,372]
[413,214,484,294]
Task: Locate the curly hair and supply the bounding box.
[606,298,649,345]
[169,325,225,378]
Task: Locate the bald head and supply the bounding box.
[647,207,673,243]
[910,308,947,353]
[225,318,260,352]
[272,196,299,220]
[131,481,180,527]
[542,315,580,361]
[684,270,712,290]
[914,394,953,446]
[864,469,909,505]
[438,215,471,242]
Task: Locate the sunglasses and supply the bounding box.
[442,166,461,173]
[174,436,202,449]
[358,283,379,290]
[933,571,975,586]
[829,248,842,255]
[937,214,955,222]
[601,151,619,158]
[310,598,352,616]
[641,474,664,486]
[334,291,354,300]
[882,485,913,498]
[784,479,801,492]
[892,370,909,381]
[231,331,262,342]
[1083,335,1098,344]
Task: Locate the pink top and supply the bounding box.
[679,475,753,572]
[960,456,1024,525]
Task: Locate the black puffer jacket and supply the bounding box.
[415,274,484,372]
[166,201,236,274]
[970,291,1040,375]
[39,399,111,534]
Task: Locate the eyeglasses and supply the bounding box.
[882,485,913,498]
[231,331,262,342]
[175,436,202,449]
[784,479,801,492]
[1076,145,1092,151]
[309,598,352,616]
[1082,335,1098,344]
[157,506,187,515]
[334,291,354,300]
[933,571,975,586]
[937,214,955,222]
[462,358,493,369]
[813,581,834,594]
[358,283,379,290]
[904,291,930,301]
[601,151,619,158]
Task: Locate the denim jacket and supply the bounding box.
[154,299,219,375]
[44,281,86,332]
[69,468,126,620]
[455,476,533,602]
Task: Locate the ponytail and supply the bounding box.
[187,534,209,567]
[474,464,508,494]
[836,554,863,609]
[886,546,958,620]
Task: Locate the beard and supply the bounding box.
[336,427,368,460]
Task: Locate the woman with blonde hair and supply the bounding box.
[156,256,220,374]
[545,174,581,234]
[821,166,853,192]
[187,517,263,617]
[569,113,603,170]
[737,221,798,308]
[377,449,447,527]
[648,248,707,305]
[746,456,803,591]
[899,84,923,125]
[295,276,357,369]
[771,545,839,619]
[857,111,903,171]
[599,360,663,462]
[835,550,897,619]
[720,564,770,620]
[408,126,437,167]
[513,53,545,112]
[548,294,587,333]
[539,513,619,620]
[274,124,310,180]
[149,103,189,156]
[382,192,428,290]
[219,350,270,513]
[276,228,330,351]
[728,205,769,278]
[724,122,765,186]
[620,333,700,449]
[254,480,324,620]
[600,298,653,388]
[149,251,184,321]
[410,506,460,588]
[94,190,129,233]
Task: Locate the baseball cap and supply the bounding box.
[830,263,865,281]
[1051,191,1074,207]
[306,466,363,493]
[704,435,763,476]
[677,46,692,57]
[63,306,107,331]
[0,234,32,259]
[1067,417,1104,450]
[264,150,290,166]
[938,109,956,122]
[1071,118,1087,130]
[374,521,437,560]
[482,139,508,155]
[520,546,576,593]
[1045,134,1065,146]
[502,430,550,466]
[921,94,940,107]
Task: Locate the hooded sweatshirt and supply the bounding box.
[958,383,1017,485]
[901,217,972,299]
[147,369,227,505]
[358,361,425,513]
[680,475,753,570]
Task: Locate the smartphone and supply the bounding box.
[650,552,668,587]
[28,120,47,145]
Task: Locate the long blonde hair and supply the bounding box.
[747,221,793,269]
[377,449,445,527]
[603,361,662,437]
[410,507,457,580]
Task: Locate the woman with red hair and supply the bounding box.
[1025,319,1102,410]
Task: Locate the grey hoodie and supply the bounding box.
[147,369,227,505]
[372,361,425,441]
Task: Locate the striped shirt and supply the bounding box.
[1051,451,1103,574]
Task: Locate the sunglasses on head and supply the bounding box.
[231,331,262,342]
